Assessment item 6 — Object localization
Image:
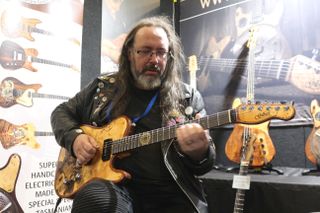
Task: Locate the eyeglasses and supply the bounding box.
[134,49,169,60]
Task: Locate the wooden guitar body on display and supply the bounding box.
[54,102,295,198]
[225,99,275,166]
[305,99,320,165]
[0,154,23,213]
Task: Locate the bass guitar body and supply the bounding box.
[305,99,320,165]
[225,98,275,166]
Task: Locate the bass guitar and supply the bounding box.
[54,101,295,198]
[225,27,275,167]
[0,119,54,149]
[0,154,23,213]
[0,77,69,108]
[0,40,79,72]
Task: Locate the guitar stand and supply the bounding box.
[250,163,284,175]
[302,165,320,176]
[212,164,224,171]
[225,163,284,175]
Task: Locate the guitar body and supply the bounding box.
[305,99,320,165]
[23,47,38,72]
[0,119,39,149]
[0,154,23,213]
[225,98,275,167]
[55,116,132,198]
[0,77,42,107]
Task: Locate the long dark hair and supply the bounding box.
[111,16,186,122]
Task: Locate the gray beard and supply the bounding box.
[135,74,161,90]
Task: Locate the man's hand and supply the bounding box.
[73,134,99,165]
[176,114,210,161]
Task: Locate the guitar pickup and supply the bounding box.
[102,139,112,161]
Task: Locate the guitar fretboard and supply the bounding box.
[14,89,70,100]
[27,26,52,36]
[31,57,72,69]
[35,131,54,136]
[111,109,235,154]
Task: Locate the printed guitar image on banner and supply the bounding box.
[180,0,320,126]
[0,40,79,72]
[0,118,53,149]
[0,77,70,108]
[0,154,23,213]
[0,10,80,45]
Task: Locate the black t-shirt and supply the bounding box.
[114,87,183,198]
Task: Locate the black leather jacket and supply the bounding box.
[51,73,215,213]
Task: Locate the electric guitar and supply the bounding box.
[0,77,70,108]
[54,101,295,198]
[0,119,54,149]
[0,154,23,213]
[1,10,80,45]
[0,40,79,72]
[225,27,275,167]
[233,134,256,213]
[305,99,320,165]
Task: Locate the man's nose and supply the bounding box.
[149,52,159,62]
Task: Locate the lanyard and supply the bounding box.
[132,90,159,124]
[105,90,159,124]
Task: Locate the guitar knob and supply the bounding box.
[75,173,81,181]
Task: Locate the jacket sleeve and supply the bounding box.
[50,79,98,156]
[178,85,216,175]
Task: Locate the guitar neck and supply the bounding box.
[112,109,236,154]
[234,188,246,213]
[35,131,54,137]
[198,57,290,81]
[233,163,249,213]
[32,92,69,100]
[28,26,52,36]
[31,57,73,69]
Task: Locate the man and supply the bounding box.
[51,16,215,213]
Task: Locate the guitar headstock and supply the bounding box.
[188,55,198,89]
[235,101,295,124]
[247,26,258,49]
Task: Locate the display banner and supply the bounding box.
[180,0,320,126]
[100,0,160,74]
[0,0,83,212]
